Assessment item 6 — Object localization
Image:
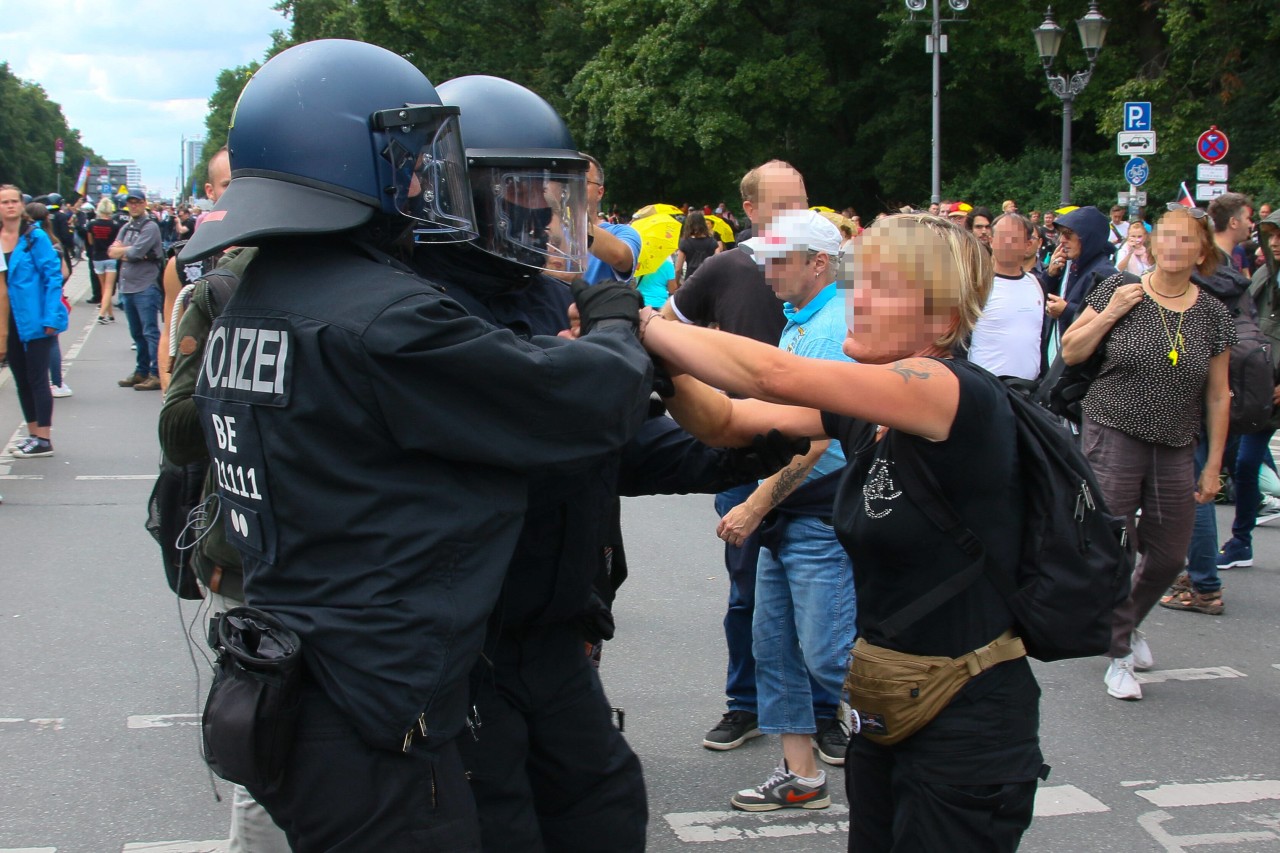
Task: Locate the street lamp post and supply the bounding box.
[1034,2,1109,206]
[906,0,971,206]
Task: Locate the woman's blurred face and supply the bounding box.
[0,188,24,223]
[842,238,932,364]
[1154,215,1205,275]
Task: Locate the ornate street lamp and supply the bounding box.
[1035,3,1110,206]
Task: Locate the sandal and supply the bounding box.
[1164,572,1193,597]
[1158,588,1224,616]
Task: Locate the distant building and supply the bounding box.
[107,159,143,195]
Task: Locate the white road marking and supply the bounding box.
[1138,810,1278,851]
[1122,779,1161,787]
[121,842,229,853]
[1136,780,1280,808]
[664,806,849,842]
[127,714,201,729]
[0,718,65,731]
[1033,784,1110,816]
[0,847,57,852]
[0,475,44,480]
[75,475,158,481]
[1135,666,1247,684]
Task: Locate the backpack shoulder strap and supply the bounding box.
[877,432,992,640]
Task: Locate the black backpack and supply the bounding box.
[883,361,1133,662]
[145,268,243,600]
[1212,288,1273,435]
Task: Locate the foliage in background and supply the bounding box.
[0,63,104,198]
[191,0,1280,215]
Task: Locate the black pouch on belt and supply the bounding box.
[202,606,304,790]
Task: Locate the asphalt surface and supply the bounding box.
[2,262,1278,851]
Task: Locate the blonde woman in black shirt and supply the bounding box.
[636,215,1045,852]
[1060,206,1234,702]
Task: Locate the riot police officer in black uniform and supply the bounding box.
[418,75,809,852]
[179,41,652,852]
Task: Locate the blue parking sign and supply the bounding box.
[1124,102,1152,132]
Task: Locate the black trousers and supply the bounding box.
[845,661,1043,853]
[458,623,647,853]
[248,684,481,853]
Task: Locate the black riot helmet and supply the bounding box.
[180,39,477,263]
[435,75,590,275]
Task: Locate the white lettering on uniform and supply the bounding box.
[210,414,238,453]
[253,330,280,393]
[204,326,228,388]
[234,328,257,390]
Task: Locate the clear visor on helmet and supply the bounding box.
[471,166,590,274]
[374,105,478,243]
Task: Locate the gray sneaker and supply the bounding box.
[813,716,849,766]
[731,761,830,811]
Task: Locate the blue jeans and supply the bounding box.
[1231,430,1278,546]
[1186,434,1222,593]
[752,514,856,735]
[122,286,162,377]
[715,485,759,714]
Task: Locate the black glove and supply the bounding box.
[571,277,641,334]
[720,430,811,484]
[651,359,676,398]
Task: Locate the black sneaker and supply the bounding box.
[813,716,849,766]
[12,437,53,458]
[702,710,762,751]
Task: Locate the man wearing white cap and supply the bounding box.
[722,209,858,812]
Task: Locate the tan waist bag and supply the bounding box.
[844,629,1026,747]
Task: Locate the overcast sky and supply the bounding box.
[1,0,290,198]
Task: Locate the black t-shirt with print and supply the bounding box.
[822,359,1041,782]
[822,360,1023,658]
[1082,273,1236,447]
[669,247,785,344]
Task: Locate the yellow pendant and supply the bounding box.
[1169,349,1179,366]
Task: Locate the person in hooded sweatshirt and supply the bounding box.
[1043,206,1118,360]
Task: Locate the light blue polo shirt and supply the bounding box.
[779,283,852,480]
[584,222,642,285]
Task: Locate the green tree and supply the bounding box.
[0,63,103,198]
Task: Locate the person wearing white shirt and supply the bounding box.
[969,213,1045,380]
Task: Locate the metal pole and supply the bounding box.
[1060,94,1073,206]
[179,135,186,204]
[930,0,942,204]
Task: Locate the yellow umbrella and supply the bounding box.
[633,203,685,221]
[810,205,836,213]
[631,214,682,277]
[704,214,735,244]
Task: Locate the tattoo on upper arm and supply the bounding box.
[888,360,933,383]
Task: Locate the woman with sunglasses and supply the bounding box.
[1059,204,1234,701]
[636,214,1044,851]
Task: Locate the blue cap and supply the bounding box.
[126,189,147,202]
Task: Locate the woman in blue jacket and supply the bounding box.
[1,184,67,457]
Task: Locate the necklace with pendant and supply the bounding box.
[1154,299,1186,366]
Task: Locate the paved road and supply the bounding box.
[2,263,1278,851]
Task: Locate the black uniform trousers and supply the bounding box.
[844,661,1042,852]
[248,683,481,853]
[458,622,647,853]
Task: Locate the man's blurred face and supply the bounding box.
[1229,207,1254,245]
[1044,212,1056,227]
[1266,228,1280,258]
[991,217,1028,268]
[126,198,146,218]
[749,164,807,229]
[928,203,940,216]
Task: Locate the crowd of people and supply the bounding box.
[4,36,1279,853]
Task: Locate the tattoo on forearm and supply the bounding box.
[770,463,810,507]
[888,361,932,383]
